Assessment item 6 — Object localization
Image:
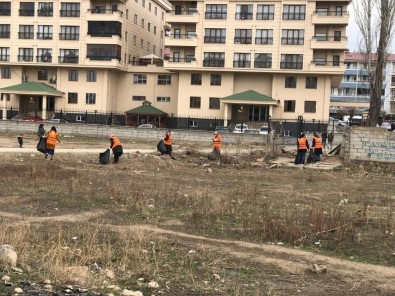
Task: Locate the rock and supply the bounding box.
[251,162,263,167]
[102,268,115,279]
[310,263,327,274]
[256,158,264,162]
[202,164,210,167]
[207,168,212,173]
[0,244,17,268]
[14,287,23,294]
[269,164,278,169]
[148,281,159,288]
[44,284,53,290]
[122,289,143,296]
[43,279,51,285]
[2,275,10,281]
[212,274,220,280]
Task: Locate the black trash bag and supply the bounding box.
[157,140,166,154]
[99,149,111,164]
[307,149,316,164]
[36,138,47,154]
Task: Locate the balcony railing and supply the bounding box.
[19,9,34,16]
[235,12,253,20]
[256,12,274,20]
[255,37,273,45]
[234,37,252,44]
[170,9,197,15]
[165,57,196,63]
[282,13,305,20]
[88,31,121,37]
[87,55,121,61]
[312,35,348,41]
[59,56,79,63]
[18,32,34,39]
[280,62,303,69]
[254,61,272,68]
[204,36,226,43]
[0,55,9,61]
[0,32,10,38]
[281,37,304,45]
[313,11,348,16]
[88,8,123,16]
[37,33,53,40]
[203,59,225,67]
[205,12,227,19]
[37,9,53,16]
[60,10,80,17]
[172,33,197,39]
[233,61,251,68]
[36,55,52,63]
[18,55,34,62]
[59,33,80,40]
[0,9,11,16]
[312,60,342,66]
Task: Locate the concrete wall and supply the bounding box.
[343,127,395,162]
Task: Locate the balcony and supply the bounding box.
[165,34,198,47]
[0,55,9,61]
[59,55,79,63]
[280,62,303,69]
[0,32,10,38]
[18,55,34,62]
[312,11,349,25]
[60,10,80,17]
[37,33,53,40]
[86,8,123,22]
[203,59,224,67]
[167,10,198,23]
[254,61,272,68]
[204,36,226,44]
[37,9,53,17]
[255,37,273,45]
[309,60,346,72]
[234,37,252,44]
[164,57,197,69]
[311,36,348,49]
[36,55,52,63]
[205,12,227,20]
[233,61,251,68]
[0,9,11,16]
[86,34,122,46]
[87,55,121,61]
[59,33,80,40]
[235,12,253,20]
[281,38,304,45]
[19,9,34,16]
[18,32,34,39]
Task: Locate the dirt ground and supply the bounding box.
[0,131,395,295]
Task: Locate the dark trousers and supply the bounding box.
[296,150,307,164]
[165,144,172,156]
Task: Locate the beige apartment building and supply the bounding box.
[0,0,350,128]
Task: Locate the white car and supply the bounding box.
[138,124,156,129]
[233,124,249,133]
[259,126,270,135]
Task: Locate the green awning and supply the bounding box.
[126,104,167,115]
[0,82,64,96]
[222,90,277,104]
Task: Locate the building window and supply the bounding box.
[1,67,11,79]
[19,25,34,39]
[134,14,137,24]
[209,97,220,109]
[59,49,79,63]
[256,5,274,20]
[0,2,11,16]
[191,73,202,85]
[37,69,48,80]
[254,53,272,68]
[0,47,10,62]
[190,96,201,108]
[306,77,317,89]
[203,52,225,67]
[148,23,151,32]
[0,24,10,38]
[154,26,157,35]
[133,96,146,101]
[157,96,170,102]
[37,25,53,40]
[284,100,296,112]
[19,2,34,16]
[134,74,147,84]
[147,42,150,51]
[235,29,252,44]
[155,7,157,15]
[283,5,305,20]
[233,53,251,68]
[133,35,136,45]
[68,70,78,81]
[86,93,96,104]
[126,9,129,19]
[281,54,303,69]
[304,101,316,113]
[210,74,222,85]
[140,39,144,48]
[60,2,80,17]
[37,48,52,62]
[60,26,79,40]
[204,28,226,43]
[141,19,144,28]
[68,92,78,104]
[158,74,171,85]
[255,29,273,45]
[333,55,340,66]
[18,48,34,62]
[236,5,253,20]
[149,3,151,11]
[285,76,296,88]
[205,4,227,19]
[190,120,198,127]
[87,70,97,82]
[153,45,156,54]
[142,0,145,7]
[282,29,304,45]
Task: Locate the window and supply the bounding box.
[68,92,78,104]
[254,53,272,68]
[158,74,171,85]
[155,7,157,15]
[283,5,305,20]
[37,25,53,39]
[153,45,156,54]
[306,77,317,89]
[334,31,341,41]
[255,29,273,44]
[86,70,97,82]
[133,35,136,45]
[282,30,304,45]
[141,19,144,28]
[149,3,151,11]
[190,120,198,128]
[140,39,144,48]
[147,42,150,51]
[190,96,201,108]
[142,0,145,7]
[0,47,10,62]
[18,48,34,62]
[281,54,303,69]
[235,29,252,44]
[210,74,221,85]
[209,97,220,109]
[304,101,316,113]
[86,93,96,104]
[233,53,251,68]
[191,73,202,85]
[60,2,80,17]
[154,26,157,34]
[205,4,227,19]
[133,96,146,101]
[203,52,225,67]
[126,9,129,19]
[68,70,78,81]
[157,96,170,102]
[1,67,11,79]
[236,5,253,20]
[0,25,10,38]
[60,49,79,63]
[333,55,340,66]
[60,26,79,40]
[0,2,11,16]
[256,5,274,20]
[148,23,151,32]
[133,74,147,84]
[134,14,137,24]
[284,100,296,112]
[19,2,34,16]
[19,25,34,39]
[204,28,226,43]
[285,76,296,88]
[37,69,48,80]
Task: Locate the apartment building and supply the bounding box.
[330,52,395,117]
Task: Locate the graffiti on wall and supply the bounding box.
[358,135,395,161]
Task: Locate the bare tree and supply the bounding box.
[354,0,395,126]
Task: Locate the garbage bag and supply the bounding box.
[99,149,111,164]
[36,138,47,154]
[157,140,166,154]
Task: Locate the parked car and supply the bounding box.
[349,115,363,126]
[13,115,45,122]
[47,118,68,123]
[328,117,346,127]
[233,124,249,133]
[244,129,260,135]
[259,126,270,135]
[379,121,392,131]
[214,126,231,133]
[138,124,156,129]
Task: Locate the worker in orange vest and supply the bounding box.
[296,133,309,165]
[109,134,123,164]
[212,131,223,156]
[312,132,323,162]
[163,129,174,158]
[45,126,62,160]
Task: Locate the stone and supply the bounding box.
[1,275,10,281]
[148,281,159,288]
[43,279,51,285]
[14,287,23,294]
[0,244,17,268]
[122,289,143,296]
[207,168,212,173]
[310,263,327,274]
[44,284,53,290]
[212,274,220,280]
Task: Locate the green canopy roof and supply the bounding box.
[0,82,64,96]
[222,90,276,102]
[126,104,167,115]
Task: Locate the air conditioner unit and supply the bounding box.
[22,75,28,83]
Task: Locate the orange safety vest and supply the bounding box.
[298,137,308,150]
[164,132,173,145]
[313,136,323,149]
[213,134,222,148]
[46,130,58,146]
[110,136,122,149]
